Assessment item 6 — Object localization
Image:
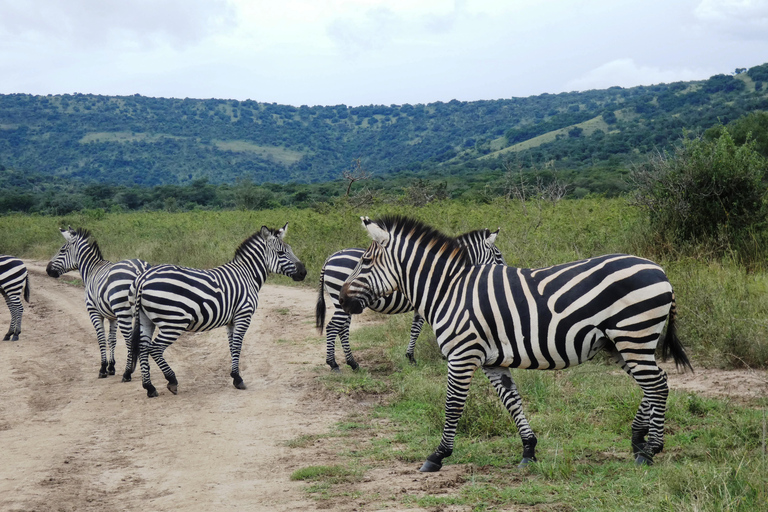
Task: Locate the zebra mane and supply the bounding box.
[234,227,274,259]
[373,215,470,266]
[73,227,103,260]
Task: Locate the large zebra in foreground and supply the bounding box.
[130,223,306,398]
[0,256,30,341]
[46,227,151,380]
[340,215,692,471]
[316,228,506,371]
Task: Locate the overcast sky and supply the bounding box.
[1,0,767,107]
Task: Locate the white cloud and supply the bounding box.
[694,0,768,39]
[564,58,706,92]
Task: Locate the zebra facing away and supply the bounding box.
[339,215,692,471]
[46,227,151,380]
[316,228,506,371]
[0,256,30,341]
[129,223,306,398]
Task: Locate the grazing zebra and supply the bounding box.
[46,227,151,380]
[316,228,506,371]
[130,223,306,398]
[339,215,692,471]
[0,256,30,341]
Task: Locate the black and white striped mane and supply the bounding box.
[73,228,103,260]
[372,215,470,266]
[233,228,274,259]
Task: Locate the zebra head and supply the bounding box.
[457,228,506,265]
[244,223,307,282]
[46,227,101,278]
[340,216,464,315]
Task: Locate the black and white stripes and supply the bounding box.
[340,215,692,470]
[0,256,30,341]
[129,223,306,398]
[316,228,506,370]
[46,227,151,379]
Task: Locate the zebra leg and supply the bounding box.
[405,313,425,365]
[118,316,135,382]
[613,342,670,465]
[88,310,111,378]
[227,316,252,390]
[137,316,158,397]
[605,343,655,462]
[107,319,118,375]
[325,311,352,372]
[147,330,180,395]
[483,366,538,467]
[3,294,23,341]
[420,357,481,472]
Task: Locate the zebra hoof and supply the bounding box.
[234,380,247,390]
[635,454,654,466]
[11,334,19,341]
[330,366,341,373]
[121,373,132,383]
[147,389,159,398]
[2,334,9,341]
[348,361,359,371]
[419,459,442,472]
[518,457,536,468]
[108,367,116,376]
[98,371,108,379]
[167,383,178,395]
[406,353,417,365]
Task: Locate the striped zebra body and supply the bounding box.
[316,229,505,371]
[0,256,30,341]
[46,227,151,379]
[340,215,692,471]
[129,223,306,398]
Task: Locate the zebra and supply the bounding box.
[0,256,30,341]
[339,215,692,471]
[46,227,151,380]
[316,228,506,371]
[129,223,306,398]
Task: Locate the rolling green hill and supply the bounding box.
[1,63,767,193]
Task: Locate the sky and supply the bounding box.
[1,0,767,107]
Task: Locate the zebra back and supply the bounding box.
[0,256,29,298]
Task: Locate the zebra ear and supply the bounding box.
[276,223,288,239]
[486,228,500,246]
[60,228,72,241]
[260,226,273,240]
[361,216,389,245]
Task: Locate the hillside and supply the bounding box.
[1,63,767,191]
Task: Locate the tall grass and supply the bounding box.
[1,197,766,366]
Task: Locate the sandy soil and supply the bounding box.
[1,260,765,512]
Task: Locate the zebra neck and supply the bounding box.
[402,250,468,325]
[76,250,107,284]
[226,258,267,289]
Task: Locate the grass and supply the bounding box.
[289,315,768,511]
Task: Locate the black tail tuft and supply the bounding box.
[23,274,30,303]
[660,295,693,373]
[129,285,142,373]
[315,270,326,334]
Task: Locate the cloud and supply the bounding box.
[694,0,768,39]
[564,58,705,91]
[0,0,235,50]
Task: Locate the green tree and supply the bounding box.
[631,129,768,262]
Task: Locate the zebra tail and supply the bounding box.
[315,270,326,334]
[660,294,694,373]
[129,287,142,373]
[23,274,30,302]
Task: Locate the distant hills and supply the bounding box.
[1,63,767,190]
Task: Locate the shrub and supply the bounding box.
[630,128,768,264]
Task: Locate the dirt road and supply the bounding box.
[2,261,766,512]
[0,261,374,512]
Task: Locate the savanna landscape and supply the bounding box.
[2,62,768,512]
[1,192,767,511]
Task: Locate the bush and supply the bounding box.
[631,129,768,264]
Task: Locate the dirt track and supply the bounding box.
[2,261,766,512]
[0,260,372,511]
